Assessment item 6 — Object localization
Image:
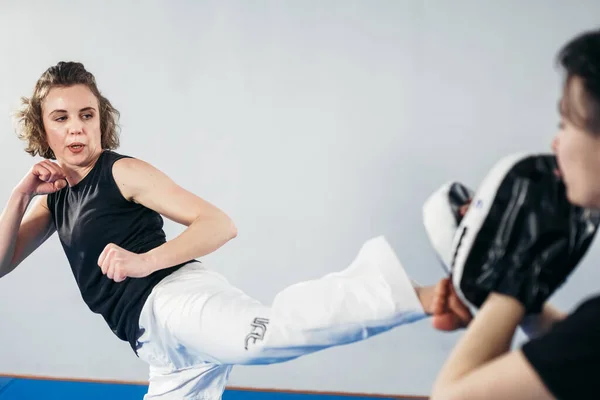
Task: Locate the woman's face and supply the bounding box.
[552,77,600,209]
[42,84,103,170]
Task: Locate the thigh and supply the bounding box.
[140,263,273,366]
[174,288,274,364]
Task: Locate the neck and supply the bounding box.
[58,151,103,187]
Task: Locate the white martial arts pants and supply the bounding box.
[136,236,426,400]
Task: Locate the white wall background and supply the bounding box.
[0,0,599,397]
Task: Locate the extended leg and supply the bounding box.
[139,236,426,367]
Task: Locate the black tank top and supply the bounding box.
[47,150,189,353]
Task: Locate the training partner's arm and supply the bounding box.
[430,293,555,400]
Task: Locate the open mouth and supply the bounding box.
[68,143,85,152]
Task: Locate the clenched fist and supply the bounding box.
[431,278,473,331]
[15,160,68,197]
[97,243,153,282]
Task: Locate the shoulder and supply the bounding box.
[110,156,168,201]
[112,155,160,177]
[101,149,133,166]
[104,150,156,182]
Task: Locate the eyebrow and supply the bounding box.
[49,107,97,116]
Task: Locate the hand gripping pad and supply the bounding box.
[450,153,600,313]
[422,181,474,272]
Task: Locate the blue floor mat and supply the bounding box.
[223,391,402,399]
[0,378,15,396]
[0,378,147,400]
[0,377,414,399]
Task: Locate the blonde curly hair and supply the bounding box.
[15,61,120,159]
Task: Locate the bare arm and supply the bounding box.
[111,157,237,272]
[0,192,55,277]
[431,294,555,400]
